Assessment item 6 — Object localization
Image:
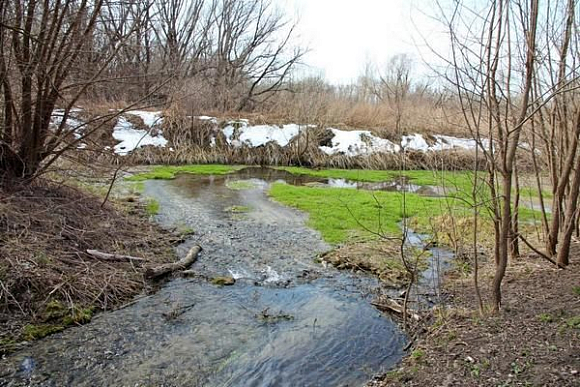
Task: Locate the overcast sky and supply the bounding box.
[279,0,449,84]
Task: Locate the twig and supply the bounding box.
[86,249,145,263]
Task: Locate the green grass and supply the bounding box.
[127,164,242,181]
[565,316,580,329]
[410,349,426,362]
[277,166,397,182]
[269,183,451,244]
[146,198,160,215]
[279,166,473,187]
[537,313,554,323]
[269,182,542,245]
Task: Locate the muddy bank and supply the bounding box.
[0,171,408,386]
[371,258,580,387]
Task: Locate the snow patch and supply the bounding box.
[401,133,431,151]
[223,123,303,147]
[126,110,163,127]
[196,115,218,124]
[112,117,167,155]
[401,133,488,152]
[51,109,85,138]
[432,135,486,151]
[319,128,400,156]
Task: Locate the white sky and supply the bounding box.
[279,0,449,84]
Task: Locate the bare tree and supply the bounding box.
[528,0,580,267]
[209,0,305,111]
[439,0,540,311]
[0,0,105,180]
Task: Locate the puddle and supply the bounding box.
[180,167,447,196]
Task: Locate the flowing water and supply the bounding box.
[0,168,423,387]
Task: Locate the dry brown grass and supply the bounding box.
[0,180,176,347]
[63,103,540,173]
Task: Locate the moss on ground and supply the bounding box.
[211,276,236,286]
[146,198,160,215]
[22,324,65,341]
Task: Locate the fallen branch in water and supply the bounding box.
[372,296,421,322]
[86,249,145,263]
[145,245,202,279]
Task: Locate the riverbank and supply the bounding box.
[371,256,580,387]
[0,179,179,354]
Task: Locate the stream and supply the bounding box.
[0,168,425,387]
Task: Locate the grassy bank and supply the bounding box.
[269,183,454,244]
[125,164,544,248]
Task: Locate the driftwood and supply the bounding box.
[371,296,421,322]
[145,245,202,279]
[86,249,145,263]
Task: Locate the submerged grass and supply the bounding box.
[278,166,552,199]
[127,164,242,181]
[146,198,160,215]
[226,180,257,190]
[278,166,473,188]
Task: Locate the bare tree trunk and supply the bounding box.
[510,165,520,259]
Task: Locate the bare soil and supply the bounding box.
[371,254,580,387]
[0,180,177,353]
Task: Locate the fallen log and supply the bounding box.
[371,296,421,322]
[145,245,202,279]
[86,249,145,263]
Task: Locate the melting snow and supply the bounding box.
[223,123,303,147]
[196,115,219,124]
[319,128,400,156]
[112,117,167,155]
[51,109,85,138]
[401,134,429,151]
[126,110,163,127]
[432,135,487,151]
[51,108,496,156]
